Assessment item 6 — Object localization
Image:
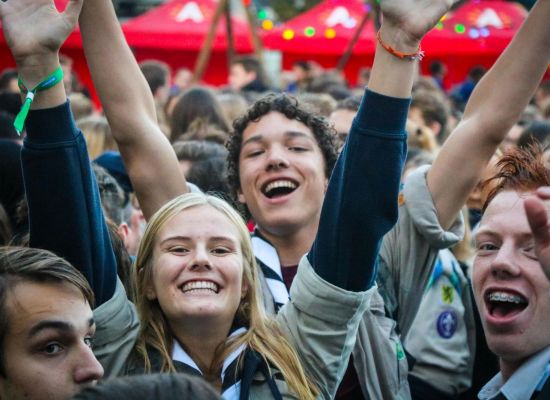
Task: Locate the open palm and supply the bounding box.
[380,0,457,42]
[0,0,82,61]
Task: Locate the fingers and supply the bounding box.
[64,0,84,28]
[536,186,550,200]
[526,195,550,282]
[525,196,550,248]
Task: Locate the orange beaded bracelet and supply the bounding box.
[376,31,425,61]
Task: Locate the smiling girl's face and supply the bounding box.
[148,205,248,331]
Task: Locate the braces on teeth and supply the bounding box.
[488,292,525,304]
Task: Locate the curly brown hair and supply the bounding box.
[226,93,338,203]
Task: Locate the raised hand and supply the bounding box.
[380,0,457,45]
[525,187,550,281]
[0,0,82,82]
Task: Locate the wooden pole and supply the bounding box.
[193,0,228,82]
[336,10,370,72]
[370,0,382,32]
[225,0,236,70]
[241,0,264,60]
[225,1,236,71]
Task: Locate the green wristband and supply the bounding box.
[14,66,64,135]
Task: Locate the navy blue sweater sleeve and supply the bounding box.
[21,102,117,306]
[308,90,409,291]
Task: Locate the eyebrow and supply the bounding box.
[160,235,237,245]
[474,228,533,242]
[29,318,95,338]
[241,130,313,147]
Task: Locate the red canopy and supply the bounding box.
[120,0,254,85]
[261,0,375,85]
[421,0,527,87]
[261,0,529,87]
[262,0,375,55]
[423,0,527,56]
[122,0,253,52]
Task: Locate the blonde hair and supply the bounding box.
[133,193,317,399]
[77,115,117,160]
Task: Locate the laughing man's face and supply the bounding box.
[473,190,550,371]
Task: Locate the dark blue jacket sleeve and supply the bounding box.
[22,102,117,306]
[308,90,409,291]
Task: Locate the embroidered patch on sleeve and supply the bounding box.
[436,310,458,339]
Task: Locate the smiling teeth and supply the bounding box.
[181,281,218,293]
[488,292,526,304]
[264,180,297,193]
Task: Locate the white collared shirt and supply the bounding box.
[478,345,550,400]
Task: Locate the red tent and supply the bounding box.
[262,0,529,88]
[421,0,528,88]
[262,0,375,55]
[261,0,376,85]
[122,0,254,85]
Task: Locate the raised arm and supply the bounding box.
[308,0,456,291]
[79,0,187,219]
[428,0,550,229]
[0,0,117,305]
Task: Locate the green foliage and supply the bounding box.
[270,0,323,21]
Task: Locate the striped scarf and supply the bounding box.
[251,232,290,312]
[172,327,247,399]
[171,327,283,399]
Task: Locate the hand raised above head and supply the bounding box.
[380,0,457,46]
[0,0,82,65]
[525,187,550,282]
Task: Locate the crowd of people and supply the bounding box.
[1,0,550,399]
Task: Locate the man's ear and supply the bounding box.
[117,223,130,244]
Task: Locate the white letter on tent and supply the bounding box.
[475,8,503,29]
[326,6,357,29]
[175,2,204,23]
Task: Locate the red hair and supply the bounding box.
[482,143,550,212]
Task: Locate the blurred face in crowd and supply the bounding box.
[124,196,146,257]
[467,154,500,211]
[238,111,328,238]
[292,65,308,83]
[0,281,103,400]
[329,109,356,149]
[4,76,19,93]
[473,190,550,378]
[174,68,193,91]
[502,124,523,152]
[229,63,256,91]
[147,205,247,330]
